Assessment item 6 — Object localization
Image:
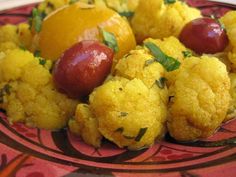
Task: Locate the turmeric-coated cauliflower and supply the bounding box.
[0,49,77,130]
[69,104,102,148]
[90,77,166,150]
[131,0,201,43]
[220,11,236,69]
[0,24,33,52]
[167,56,230,141]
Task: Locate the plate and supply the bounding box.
[0,1,236,177]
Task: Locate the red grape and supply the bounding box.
[179,17,229,54]
[53,40,114,99]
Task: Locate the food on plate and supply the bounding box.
[90,77,167,150]
[0,23,32,52]
[0,49,78,129]
[39,2,136,61]
[131,0,202,43]
[220,11,236,70]
[69,104,102,148]
[53,40,114,99]
[179,17,229,54]
[167,56,230,141]
[0,0,236,150]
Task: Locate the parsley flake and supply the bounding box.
[69,0,79,4]
[156,77,167,89]
[144,42,181,72]
[144,59,155,67]
[135,128,148,142]
[100,28,119,53]
[114,127,124,133]
[119,11,134,18]
[29,8,46,33]
[119,112,128,117]
[164,0,176,4]
[182,50,192,58]
[0,84,11,103]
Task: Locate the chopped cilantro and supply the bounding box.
[164,0,176,4]
[156,77,167,89]
[29,8,46,33]
[182,50,192,58]
[144,59,155,67]
[119,112,128,117]
[34,50,41,58]
[39,59,46,66]
[69,0,79,4]
[119,11,134,18]
[135,128,148,142]
[115,127,124,133]
[100,28,119,53]
[144,42,181,72]
[0,84,11,103]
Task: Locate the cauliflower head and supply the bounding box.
[131,0,201,43]
[0,49,77,130]
[220,11,236,69]
[90,77,166,150]
[0,23,33,52]
[167,56,231,141]
[69,104,102,148]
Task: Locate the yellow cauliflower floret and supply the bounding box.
[69,104,102,148]
[144,37,189,86]
[90,77,166,150]
[226,73,236,121]
[0,49,77,130]
[220,11,236,69]
[0,42,18,52]
[168,56,230,141]
[114,48,168,106]
[0,23,33,52]
[131,0,201,43]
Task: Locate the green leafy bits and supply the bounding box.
[115,127,124,133]
[164,0,176,4]
[0,84,12,103]
[156,77,167,89]
[119,112,128,117]
[100,28,119,53]
[182,50,192,58]
[119,11,134,18]
[144,42,181,72]
[29,8,46,33]
[135,128,148,142]
[69,0,79,4]
[144,59,155,67]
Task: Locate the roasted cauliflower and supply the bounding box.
[69,104,102,148]
[90,77,166,150]
[0,23,33,52]
[131,0,201,43]
[220,11,236,70]
[0,49,77,130]
[167,56,231,141]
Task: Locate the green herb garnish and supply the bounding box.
[29,8,46,33]
[144,59,155,67]
[182,50,192,58]
[135,128,148,142]
[164,0,176,4]
[115,127,124,133]
[100,28,119,53]
[119,11,134,18]
[156,77,167,89]
[34,50,41,58]
[69,0,79,4]
[144,42,181,72]
[0,84,11,103]
[119,112,128,117]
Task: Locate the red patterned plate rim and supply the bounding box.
[0,1,236,177]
